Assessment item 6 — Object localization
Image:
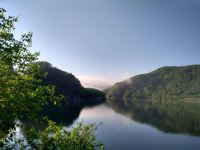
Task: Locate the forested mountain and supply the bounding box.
[106,65,200,100]
[37,61,82,104]
[36,61,105,104]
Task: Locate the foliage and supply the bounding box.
[106,65,200,100]
[2,121,104,150]
[26,121,104,150]
[0,8,61,119]
[0,7,60,144]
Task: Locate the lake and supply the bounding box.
[69,100,200,150]
[16,100,200,150]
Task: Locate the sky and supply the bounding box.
[1,0,200,89]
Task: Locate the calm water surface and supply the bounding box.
[16,100,200,150]
[70,102,200,150]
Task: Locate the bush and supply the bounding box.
[26,121,104,150]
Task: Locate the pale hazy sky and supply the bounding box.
[1,0,200,89]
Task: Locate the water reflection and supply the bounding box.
[3,99,200,150]
[106,99,200,136]
[75,101,200,150]
[24,99,200,136]
[23,100,106,128]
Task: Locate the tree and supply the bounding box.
[0,7,61,143]
[26,121,104,150]
[0,8,104,150]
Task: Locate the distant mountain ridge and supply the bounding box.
[106,65,200,100]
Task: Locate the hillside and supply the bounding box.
[106,65,200,100]
[36,61,105,104]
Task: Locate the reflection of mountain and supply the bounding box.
[44,100,105,126]
[107,100,200,136]
[28,100,106,127]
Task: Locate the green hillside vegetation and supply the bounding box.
[37,61,82,104]
[106,65,200,100]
